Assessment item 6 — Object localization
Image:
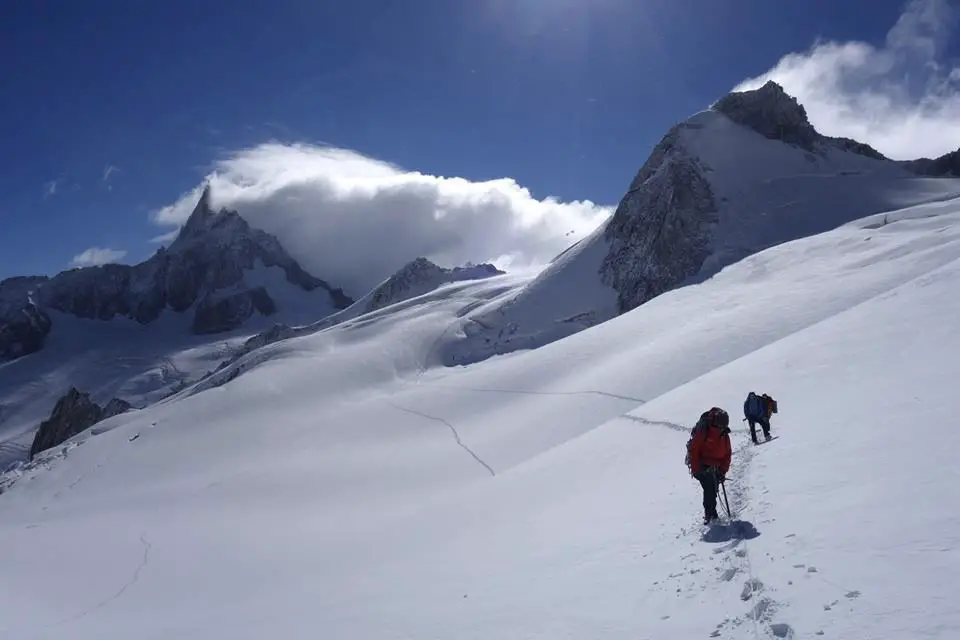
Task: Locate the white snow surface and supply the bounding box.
[2,195,960,639]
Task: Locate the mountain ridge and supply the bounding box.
[0,186,353,362]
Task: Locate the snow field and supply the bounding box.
[1,197,959,638]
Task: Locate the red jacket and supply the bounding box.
[689,424,732,475]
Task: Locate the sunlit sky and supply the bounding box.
[1,0,955,280]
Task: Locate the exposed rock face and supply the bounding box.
[0,277,53,361]
[712,81,887,161]
[0,187,353,363]
[828,136,887,161]
[29,388,132,459]
[192,286,277,334]
[101,397,134,420]
[712,81,820,151]
[599,126,718,313]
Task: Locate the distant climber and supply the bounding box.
[743,392,778,444]
[685,407,732,525]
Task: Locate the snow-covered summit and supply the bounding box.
[440,83,960,365]
[365,257,504,314]
[0,188,352,362]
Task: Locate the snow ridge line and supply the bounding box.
[385,400,496,477]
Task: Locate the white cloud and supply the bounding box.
[151,143,612,297]
[103,164,119,182]
[734,0,960,160]
[70,247,128,268]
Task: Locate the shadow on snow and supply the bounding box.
[701,519,761,543]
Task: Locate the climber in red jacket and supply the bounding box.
[686,407,732,524]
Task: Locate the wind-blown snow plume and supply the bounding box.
[151,143,612,297]
[734,0,960,160]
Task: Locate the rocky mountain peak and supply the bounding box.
[175,184,247,245]
[0,189,353,363]
[712,80,818,150]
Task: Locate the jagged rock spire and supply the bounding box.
[179,183,222,239]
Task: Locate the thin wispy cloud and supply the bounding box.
[103,164,118,182]
[69,247,128,268]
[43,179,61,199]
[151,143,613,297]
[150,229,180,245]
[734,0,960,160]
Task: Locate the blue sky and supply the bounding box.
[1,0,955,283]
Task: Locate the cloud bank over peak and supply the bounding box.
[151,143,613,297]
[70,247,127,268]
[734,0,960,160]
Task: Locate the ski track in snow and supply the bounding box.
[67,533,153,623]
[0,533,152,638]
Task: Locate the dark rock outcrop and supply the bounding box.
[827,136,887,161]
[599,126,719,313]
[0,300,52,361]
[29,388,132,459]
[192,287,277,334]
[0,277,53,361]
[712,80,820,151]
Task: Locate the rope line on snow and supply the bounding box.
[423,383,646,405]
[385,401,496,477]
[620,414,750,435]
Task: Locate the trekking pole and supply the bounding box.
[718,481,732,520]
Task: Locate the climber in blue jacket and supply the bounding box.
[743,392,777,445]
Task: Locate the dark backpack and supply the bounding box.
[744,392,763,419]
[684,407,729,474]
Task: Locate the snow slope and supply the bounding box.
[2,194,960,639]
[0,280,310,470]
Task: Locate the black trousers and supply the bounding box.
[747,416,771,443]
[695,470,719,518]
